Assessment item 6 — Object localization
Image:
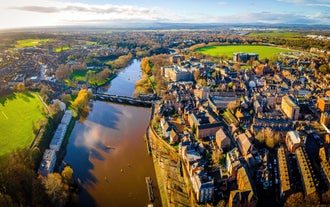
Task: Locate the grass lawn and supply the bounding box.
[15,39,52,48]
[222,109,238,125]
[70,70,88,81]
[0,92,47,156]
[53,45,70,53]
[195,45,294,60]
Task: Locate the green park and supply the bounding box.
[0,92,47,156]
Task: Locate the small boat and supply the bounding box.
[105,145,115,149]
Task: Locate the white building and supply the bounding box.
[38,149,57,177]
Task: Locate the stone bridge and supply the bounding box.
[94,93,153,107]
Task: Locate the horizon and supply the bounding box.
[0,0,329,30]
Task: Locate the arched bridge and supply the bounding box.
[94,93,153,107]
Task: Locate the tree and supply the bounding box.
[55,65,71,82]
[0,149,50,206]
[306,192,320,206]
[322,189,330,204]
[43,173,68,205]
[193,69,201,81]
[284,192,304,207]
[61,166,73,184]
[319,64,329,74]
[72,88,92,113]
[145,63,151,75]
[0,193,17,207]
[61,93,71,106]
[16,83,25,92]
[255,127,280,148]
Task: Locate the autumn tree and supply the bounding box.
[61,93,71,106]
[306,192,320,206]
[61,166,73,184]
[140,57,150,74]
[284,192,304,207]
[322,189,330,204]
[0,149,50,206]
[319,64,330,74]
[72,88,92,113]
[55,64,71,82]
[193,69,201,81]
[43,173,69,206]
[16,83,25,92]
[255,127,280,148]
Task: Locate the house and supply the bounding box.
[215,128,231,151]
[226,148,241,176]
[170,129,179,144]
[318,97,330,113]
[194,85,210,100]
[277,145,292,200]
[295,147,316,198]
[208,95,238,114]
[191,168,214,203]
[319,146,330,188]
[285,131,302,153]
[160,117,171,138]
[281,95,300,120]
[233,52,259,63]
[236,133,257,158]
[229,166,258,207]
[38,149,57,177]
[188,110,223,139]
[49,123,67,152]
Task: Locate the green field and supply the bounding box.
[15,39,51,48]
[53,45,70,53]
[0,93,47,156]
[195,45,294,60]
[70,70,88,81]
[248,31,302,38]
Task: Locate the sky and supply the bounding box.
[0,0,329,29]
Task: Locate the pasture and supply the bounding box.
[195,45,294,60]
[0,93,46,156]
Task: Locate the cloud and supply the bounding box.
[13,6,60,13]
[209,11,327,24]
[306,3,330,7]
[277,0,330,7]
[10,2,169,22]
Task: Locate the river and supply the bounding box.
[63,59,161,207]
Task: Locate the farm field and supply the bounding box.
[0,92,47,156]
[15,38,52,48]
[195,45,294,60]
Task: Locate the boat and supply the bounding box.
[145,177,154,202]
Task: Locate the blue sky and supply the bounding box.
[0,0,329,29]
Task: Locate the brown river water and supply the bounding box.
[63,60,161,207]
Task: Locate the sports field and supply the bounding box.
[0,93,47,156]
[195,45,294,60]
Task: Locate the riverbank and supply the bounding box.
[148,115,192,207]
